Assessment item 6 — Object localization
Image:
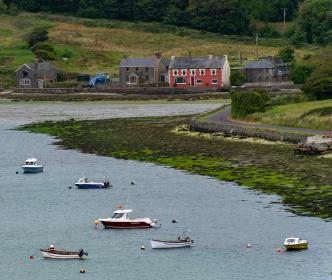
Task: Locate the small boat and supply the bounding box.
[283,237,308,251]
[75,177,111,189]
[40,245,88,259]
[98,208,159,229]
[22,158,43,173]
[150,230,193,249]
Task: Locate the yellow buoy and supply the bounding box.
[80,268,86,273]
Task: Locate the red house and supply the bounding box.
[168,55,230,88]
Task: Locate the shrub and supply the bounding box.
[231,91,271,119]
[26,27,48,48]
[271,94,308,106]
[258,24,281,38]
[290,63,315,84]
[230,71,246,86]
[46,81,78,88]
[277,46,295,62]
[31,42,56,60]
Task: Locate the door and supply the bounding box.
[191,76,195,87]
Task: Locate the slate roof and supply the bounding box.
[120,57,159,68]
[169,56,226,69]
[244,57,288,69]
[27,62,55,71]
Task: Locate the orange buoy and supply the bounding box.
[94,219,99,225]
[29,255,33,260]
[117,203,123,209]
[276,248,283,253]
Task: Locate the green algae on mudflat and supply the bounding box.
[19,116,332,219]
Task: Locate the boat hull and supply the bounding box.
[75,183,108,189]
[150,239,192,249]
[41,251,85,259]
[22,166,43,173]
[100,220,152,229]
[284,243,308,251]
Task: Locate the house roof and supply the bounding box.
[120,57,159,68]
[169,56,226,69]
[27,62,55,71]
[244,57,288,69]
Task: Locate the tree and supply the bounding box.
[277,46,295,62]
[31,42,56,60]
[290,63,315,84]
[293,0,332,45]
[230,71,246,86]
[26,27,49,48]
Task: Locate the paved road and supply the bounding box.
[208,107,330,135]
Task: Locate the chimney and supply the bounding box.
[34,58,39,69]
[154,52,162,59]
[209,54,213,60]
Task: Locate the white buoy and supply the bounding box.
[140,245,145,250]
[247,243,252,248]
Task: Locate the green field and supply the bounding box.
[0,12,313,88]
[246,99,332,131]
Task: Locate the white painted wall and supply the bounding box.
[222,55,231,88]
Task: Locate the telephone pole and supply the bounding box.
[255,33,259,59]
[281,8,287,32]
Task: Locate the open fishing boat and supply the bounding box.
[98,209,159,229]
[150,230,193,249]
[22,158,43,173]
[283,237,308,251]
[75,177,111,189]
[40,245,88,259]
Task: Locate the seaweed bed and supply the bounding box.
[19,116,332,219]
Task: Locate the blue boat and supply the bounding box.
[22,158,43,173]
[75,177,111,189]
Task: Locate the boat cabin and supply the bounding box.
[24,158,38,166]
[78,177,89,183]
[112,209,132,220]
[284,237,300,244]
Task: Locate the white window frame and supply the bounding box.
[20,78,31,85]
[211,69,217,75]
[173,69,178,76]
[196,79,202,84]
[175,77,186,84]
[212,79,218,84]
[181,69,187,76]
[190,69,196,75]
[199,69,205,75]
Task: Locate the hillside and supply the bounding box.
[0,13,312,88]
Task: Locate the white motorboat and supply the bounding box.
[283,237,308,251]
[98,208,159,229]
[150,230,193,249]
[75,177,111,189]
[22,158,43,173]
[40,245,88,259]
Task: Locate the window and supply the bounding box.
[196,79,202,84]
[212,79,218,84]
[175,77,186,84]
[145,75,149,81]
[20,79,30,85]
[136,67,139,71]
[145,67,149,72]
[23,71,28,78]
[211,69,217,75]
[173,70,178,76]
[190,69,196,75]
[126,67,129,71]
[199,69,205,75]
[112,213,125,219]
[181,69,186,76]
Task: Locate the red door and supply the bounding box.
[191,76,195,87]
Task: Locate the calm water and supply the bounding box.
[1,103,332,280]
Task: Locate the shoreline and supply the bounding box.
[19,115,332,220]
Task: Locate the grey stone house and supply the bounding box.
[15,60,57,88]
[119,54,169,86]
[243,57,291,83]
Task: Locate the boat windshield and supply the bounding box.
[286,239,296,243]
[112,213,125,219]
[26,161,36,165]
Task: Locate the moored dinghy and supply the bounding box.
[75,177,111,189]
[22,158,43,173]
[283,237,308,251]
[40,245,88,259]
[150,230,193,249]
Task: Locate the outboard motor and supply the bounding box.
[79,249,88,257]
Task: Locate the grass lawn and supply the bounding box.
[246,99,332,131]
[0,12,313,88]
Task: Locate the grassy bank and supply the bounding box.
[0,12,312,88]
[20,116,332,219]
[245,99,332,131]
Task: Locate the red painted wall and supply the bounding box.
[169,68,223,88]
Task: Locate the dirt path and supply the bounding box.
[208,107,330,135]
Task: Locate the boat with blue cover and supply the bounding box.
[22,158,43,173]
[75,177,111,189]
